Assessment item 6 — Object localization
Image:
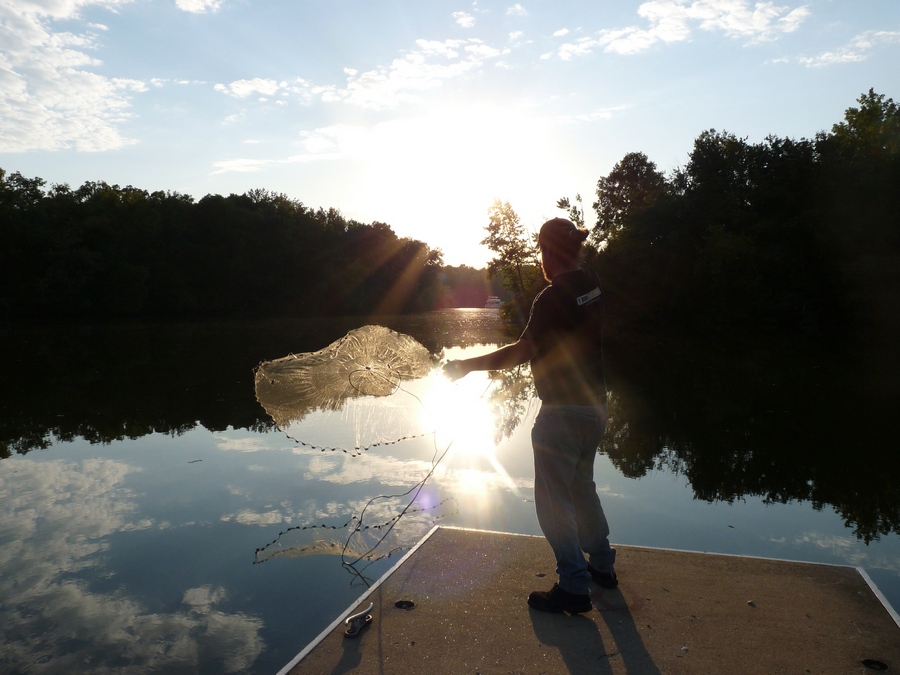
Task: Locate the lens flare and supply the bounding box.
[420,370,496,457]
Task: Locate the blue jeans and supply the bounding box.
[532,402,615,595]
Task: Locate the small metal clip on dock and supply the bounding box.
[343,602,373,638]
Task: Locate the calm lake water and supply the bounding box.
[2,310,899,674]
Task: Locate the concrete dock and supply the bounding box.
[282,527,900,674]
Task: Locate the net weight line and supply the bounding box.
[254,327,495,578]
[252,496,458,566]
[272,365,434,457]
[271,375,460,575]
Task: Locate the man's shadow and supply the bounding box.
[529,587,661,675]
[530,609,616,675]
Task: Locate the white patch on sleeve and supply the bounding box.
[576,287,601,306]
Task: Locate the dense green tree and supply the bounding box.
[481,199,534,296]
[0,174,447,320]
[590,90,899,336]
[592,151,668,246]
[822,88,900,158]
[813,89,900,338]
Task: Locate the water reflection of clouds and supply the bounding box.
[214,435,274,453]
[252,494,448,565]
[597,484,627,500]
[0,458,149,571]
[221,496,350,531]
[793,532,900,572]
[300,446,534,492]
[304,451,434,486]
[223,509,287,526]
[0,457,265,673]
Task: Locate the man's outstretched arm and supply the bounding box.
[443,338,535,380]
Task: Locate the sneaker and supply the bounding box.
[588,566,618,589]
[527,583,592,614]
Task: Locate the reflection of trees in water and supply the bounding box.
[479,332,900,543]
[602,332,900,544]
[0,311,513,459]
[0,321,285,459]
[487,364,537,443]
[4,315,899,542]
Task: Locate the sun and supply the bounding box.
[351,103,578,266]
[415,365,526,497]
[419,369,496,457]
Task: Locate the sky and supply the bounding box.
[1,1,898,266]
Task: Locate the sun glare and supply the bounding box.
[420,370,496,457]
[352,104,577,266]
[415,363,525,497]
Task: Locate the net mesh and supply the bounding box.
[252,325,449,574]
[254,325,434,430]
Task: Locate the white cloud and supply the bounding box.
[465,42,503,58]
[799,30,900,67]
[212,38,500,113]
[556,0,810,59]
[553,28,569,37]
[213,77,319,108]
[453,11,475,28]
[417,38,463,57]
[324,38,500,110]
[558,35,618,61]
[506,4,527,17]
[214,77,283,98]
[0,457,265,673]
[0,0,144,152]
[175,0,222,13]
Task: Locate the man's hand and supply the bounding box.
[443,360,468,381]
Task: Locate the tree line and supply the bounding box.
[4,89,897,335]
[592,89,899,340]
[482,89,899,342]
[0,180,501,320]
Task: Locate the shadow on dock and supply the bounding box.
[284,527,900,674]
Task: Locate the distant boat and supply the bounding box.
[484,296,502,309]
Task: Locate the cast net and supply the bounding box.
[253,325,454,575]
[254,325,435,453]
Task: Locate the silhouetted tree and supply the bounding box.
[556,194,585,228]
[480,199,543,323]
[0,174,446,320]
[592,151,668,246]
[590,90,899,335]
